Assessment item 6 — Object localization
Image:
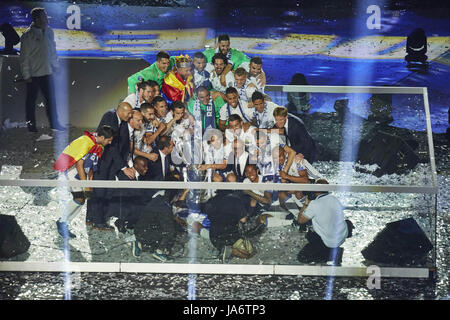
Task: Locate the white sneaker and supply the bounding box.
[36,134,53,141]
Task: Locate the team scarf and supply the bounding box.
[194,69,210,88]
[257,142,275,175]
[237,79,250,102]
[253,102,269,128]
[164,71,195,103]
[53,131,104,172]
[262,156,286,183]
[193,96,216,134]
[227,101,251,122]
[259,140,288,183]
[135,92,140,108]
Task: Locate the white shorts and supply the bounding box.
[61,167,83,193]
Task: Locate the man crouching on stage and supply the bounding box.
[53,125,115,239]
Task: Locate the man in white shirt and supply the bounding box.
[296,179,354,264]
[127,109,159,166]
[19,7,65,132]
[275,145,319,212]
[243,164,273,212]
[252,130,295,183]
[224,113,257,156]
[192,51,211,90]
[152,96,172,123]
[207,52,235,94]
[152,96,178,136]
[249,91,284,129]
[123,80,155,109]
[170,102,193,143]
[219,87,253,131]
[243,164,294,228]
[247,56,266,93]
[198,131,228,182]
[232,67,257,104]
[169,101,198,166]
[138,102,166,153]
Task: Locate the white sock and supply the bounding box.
[67,203,83,224]
[293,196,305,208]
[124,234,136,243]
[199,228,210,239]
[60,199,82,224]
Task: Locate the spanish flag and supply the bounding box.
[53,131,104,172]
[162,71,195,103]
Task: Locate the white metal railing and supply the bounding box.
[0,261,431,278]
[0,179,438,194]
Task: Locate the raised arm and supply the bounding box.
[220,64,233,87]
[297,197,311,224]
[282,145,296,173]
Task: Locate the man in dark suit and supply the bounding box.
[272,106,317,163]
[203,189,249,260]
[145,135,177,181]
[96,102,135,180]
[86,102,134,230]
[133,171,180,260]
[106,156,155,233]
[224,138,250,182]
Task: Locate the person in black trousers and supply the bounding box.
[86,102,134,230]
[106,156,155,233]
[202,188,266,262]
[19,7,65,132]
[133,171,181,261]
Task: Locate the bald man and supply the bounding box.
[86,102,135,230]
[96,102,134,177]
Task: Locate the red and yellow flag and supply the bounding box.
[162,71,194,102]
[53,132,103,172]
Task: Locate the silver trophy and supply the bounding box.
[185,164,211,205]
